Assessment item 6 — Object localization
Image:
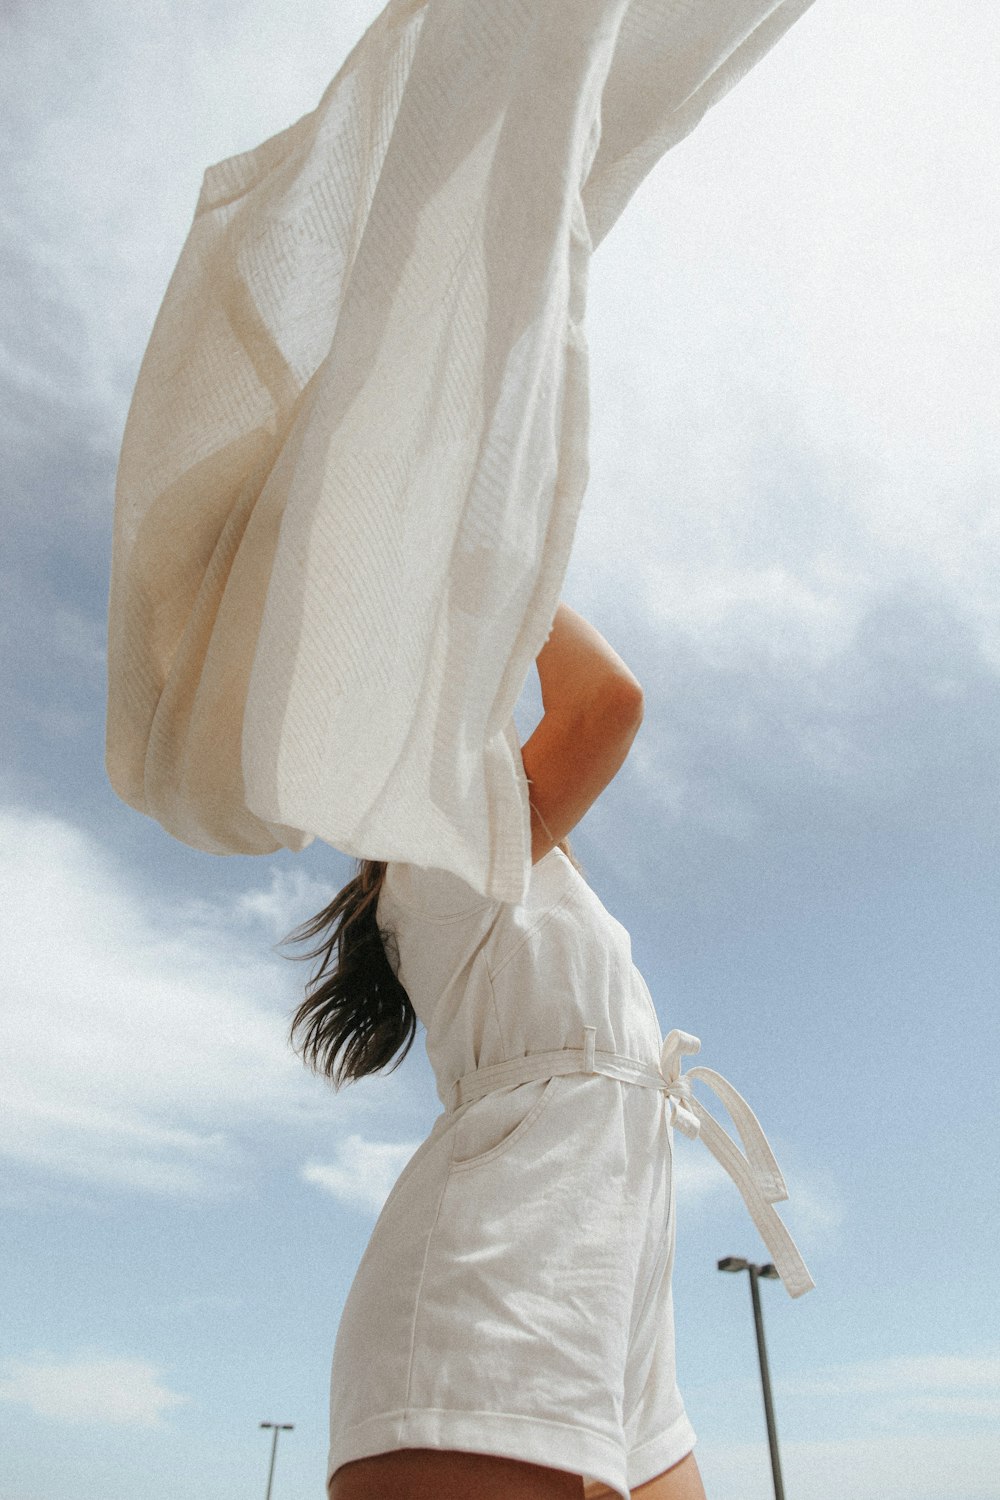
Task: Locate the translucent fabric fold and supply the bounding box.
[106,0,816,900]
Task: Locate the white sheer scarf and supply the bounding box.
[107,0,816,900]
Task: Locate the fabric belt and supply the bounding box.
[449,1026,815,1300]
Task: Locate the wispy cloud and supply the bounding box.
[302,1134,421,1215]
[570,2,1000,673]
[785,1356,1000,1398]
[673,1142,730,1205]
[782,1353,1000,1403]
[0,1355,187,1428]
[595,582,1000,871]
[763,1353,1000,1442]
[777,1172,845,1249]
[0,806,358,1195]
[233,866,338,945]
[699,1431,1000,1500]
[1,0,379,453]
[671,1131,843,1263]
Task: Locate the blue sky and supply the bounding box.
[2,2,999,1497]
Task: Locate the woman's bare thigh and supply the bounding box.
[587,1451,707,1500]
[328,1447,582,1500]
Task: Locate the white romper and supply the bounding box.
[327,848,811,1498]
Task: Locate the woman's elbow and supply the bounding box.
[595,672,644,736]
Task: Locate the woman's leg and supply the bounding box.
[632,1452,707,1500]
[587,1450,707,1500]
[329,1447,581,1499]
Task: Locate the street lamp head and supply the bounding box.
[717,1256,749,1273]
[260,1421,295,1430]
[759,1263,780,1280]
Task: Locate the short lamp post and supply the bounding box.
[718,1257,785,1500]
[259,1421,294,1500]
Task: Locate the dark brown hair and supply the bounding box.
[286,860,413,1087]
[286,838,582,1087]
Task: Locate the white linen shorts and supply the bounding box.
[327,1069,697,1499]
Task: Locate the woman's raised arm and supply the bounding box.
[520,603,643,863]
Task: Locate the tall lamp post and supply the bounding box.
[259,1421,294,1500]
[718,1257,785,1500]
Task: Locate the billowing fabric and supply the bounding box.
[107,0,817,901]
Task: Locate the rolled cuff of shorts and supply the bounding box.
[624,1415,698,1493]
[329,1404,636,1499]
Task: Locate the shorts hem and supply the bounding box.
[328,1406,627,1496]
[627,1415,698,1491]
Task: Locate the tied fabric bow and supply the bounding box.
[658,1030,815,1298]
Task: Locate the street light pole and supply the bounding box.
[259,1421,294,1500]
[718,1257,786,1500]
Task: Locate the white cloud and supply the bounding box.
[698,1432,1000,1500]
[783,1354,1000,1401]
[233,865,340,945]
[767,1353,1000,1437]
[671,1117,844,1261]
[624,731,764,843]
[303,1135,421,1214]
[1,0,382,454]
[673,1137,730,1205]
[0,805,358,1194]
[0,1355,187,1428]
[912,1396,1000,1421]
[777,1173,845,1249]
[570,0,1000,669]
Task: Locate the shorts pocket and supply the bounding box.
[449,1076,557,1172]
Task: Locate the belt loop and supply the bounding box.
[582,1025,597,1073]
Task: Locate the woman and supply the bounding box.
[290,601,714,1499]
